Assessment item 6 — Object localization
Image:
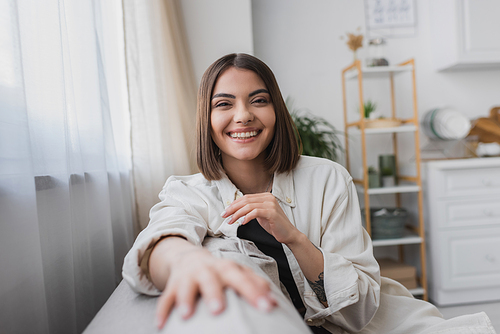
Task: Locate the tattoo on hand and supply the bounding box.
[306,272,327,303]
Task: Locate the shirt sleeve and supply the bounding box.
[122,176,209,296]
[303,174,381,332]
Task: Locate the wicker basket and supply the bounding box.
[362,207,408,239]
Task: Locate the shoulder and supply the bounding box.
[294,155,352,183]
[161,173,218,200]
[165,173,212,188]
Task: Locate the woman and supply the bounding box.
[122,54,495,334]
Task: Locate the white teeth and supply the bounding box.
[230,131,258,139]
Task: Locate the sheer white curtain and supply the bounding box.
[123,0,198,232]
[0,0,134,333]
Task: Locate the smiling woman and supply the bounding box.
[210,68,276,192]
[197,54,299,182]
[121,53,496,334]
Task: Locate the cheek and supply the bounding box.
[210,112,228,138]
[267,111,277,131]
[210,113,220,132]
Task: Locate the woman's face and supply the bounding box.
[210,67,276,166]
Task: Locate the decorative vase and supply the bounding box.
[379,154,396,187]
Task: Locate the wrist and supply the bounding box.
[285,230,308,250]
[169,247,210,267]
[149,236,202,289]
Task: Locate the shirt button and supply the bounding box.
[236,194,241,199]
[226,200,231,206]
[306,319,313,323]
[286,197,292,203]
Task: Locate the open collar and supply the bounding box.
[214,170,296,209]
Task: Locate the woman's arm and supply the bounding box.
[286,233,327,306]
[286,230,328,307]
[149,236,277,329]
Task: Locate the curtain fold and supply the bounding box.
[123,0,198,233]
[0,0,134,333]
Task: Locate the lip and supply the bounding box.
[226,128,263,142]
[227,127,261,134]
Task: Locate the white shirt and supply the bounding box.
[123,156,380,331]
[122,156,497,333]
[122,156,382,331]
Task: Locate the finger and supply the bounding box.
[156,287,176,329]
[239,208,268,225]
[218,262,274,312]
[222,194,268,218]
[175,277,199,319]
[239,266,278,306]
[240,265,272,292]
[228,204,263,224]
[197,269,225,315]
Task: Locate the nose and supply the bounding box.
[233,102,254,125]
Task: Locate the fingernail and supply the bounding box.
[257,297,272,312]
[156,317,163,329]
[178,304,190,318]
[208,299,222,314]
[220,210,226,217]
[236,216,245,226]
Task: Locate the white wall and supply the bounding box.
[252,0,500,168]
[179,0,500,166]
[179,0,254,85]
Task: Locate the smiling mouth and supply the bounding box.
[228,130,261,139]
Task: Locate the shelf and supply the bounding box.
[342,58,428,301]
[372,230,423,247]
[356,184,420,195]
[344,64,413,80]
[348,124,417,134]
[409,287,425,296]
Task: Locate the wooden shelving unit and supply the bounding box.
[341,59,428,300]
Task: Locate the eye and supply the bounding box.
[214,101,231,108]
[252,97,269,105]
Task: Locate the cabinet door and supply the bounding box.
[432,166,500,198]
[430,0,500,70]
[439,228,500,290]
[459,0,500,62]
[435,197,500,229]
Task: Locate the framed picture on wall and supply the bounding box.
[364,0,417,38]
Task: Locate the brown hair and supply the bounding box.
[196,53,300,180]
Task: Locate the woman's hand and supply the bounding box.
[150,237,276,329]
[222,194,328,306]
[222,193,301,245]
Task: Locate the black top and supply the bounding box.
[237,219,331,334]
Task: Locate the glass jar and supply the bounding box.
[367,38,389,66]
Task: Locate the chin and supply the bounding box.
[223,150,267,163]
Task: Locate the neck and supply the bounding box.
[221,155,273,195]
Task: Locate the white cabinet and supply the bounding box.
[429,0,500,71]
[424,158,500,305]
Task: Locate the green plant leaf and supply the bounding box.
[286,97,344,162]
[363,99,377,118]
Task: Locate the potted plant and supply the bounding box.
[286,97,343,162]
[368,166,380,188]
[362,99,402,129]
[364,100,378,119]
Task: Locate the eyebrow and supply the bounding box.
[248,89,269,97]
[212,93,235,100]
[211,89,270,100]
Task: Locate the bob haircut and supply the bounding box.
[196,53,301,180]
